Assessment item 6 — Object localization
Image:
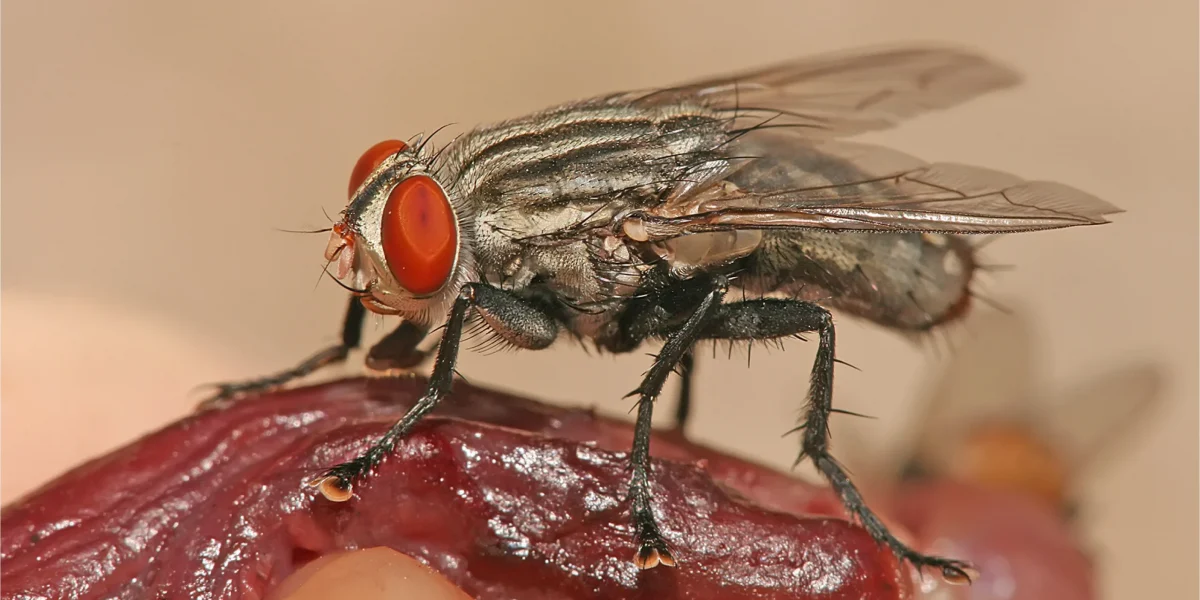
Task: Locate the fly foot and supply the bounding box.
[194,380,277,411]
[306,460,369,503]
[896,547,977,585]
[632,513,676,570]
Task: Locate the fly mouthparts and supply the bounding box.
[324,225,356,281]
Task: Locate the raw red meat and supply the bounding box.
[1,376,915,599]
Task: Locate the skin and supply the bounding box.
[268,548,471,600]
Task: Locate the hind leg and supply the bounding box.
[698,297,974,581]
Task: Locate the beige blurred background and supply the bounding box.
[2,1,1196,598]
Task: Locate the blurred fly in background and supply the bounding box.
[896,307,1163,515]
[199,44,1121,580]
[834,306,1164,599]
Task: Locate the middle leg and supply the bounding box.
[625,278,728,569]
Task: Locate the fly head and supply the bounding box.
[324,139,476,327]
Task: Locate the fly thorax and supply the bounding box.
[588,235,646,298]
[525,241,605,302]
[471,208,524,278]
[654,230,764,278]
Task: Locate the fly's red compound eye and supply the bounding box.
[381,175,458,295]
[348,139,409,199]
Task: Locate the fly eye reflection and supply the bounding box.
[381,174,458,296]
[348,139,409,199]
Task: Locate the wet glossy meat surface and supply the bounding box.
[1,377,912,599]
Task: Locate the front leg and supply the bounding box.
[627,278,727,569]
[198,297,367,409]
[365,319,431,373]
[308,283,559,501]
[700,299,975,582]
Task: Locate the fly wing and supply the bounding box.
[632,130,1121,238]
[624,44,1022,138]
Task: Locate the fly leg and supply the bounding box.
[309,284,559,500]
[364,318,431,373]
[627,278,727,569]
[672,348,695,432]
[699,298,975,582]
[198,298,368,409]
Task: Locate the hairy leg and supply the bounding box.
[198,298,368,408]
[308,283,559,499]
[673,348,695,431]
[626,279,727,569]
[699,298,974,581]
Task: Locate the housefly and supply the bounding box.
[885,307,1162,521]
[202,44,1121,582]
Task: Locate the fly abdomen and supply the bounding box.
[737,230,977,331]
